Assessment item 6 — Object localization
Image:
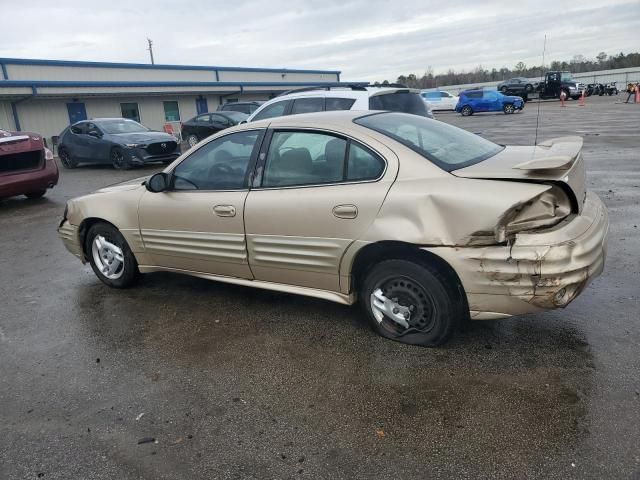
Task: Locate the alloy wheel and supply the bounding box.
[187,134,199,148]
[91,235,125,280]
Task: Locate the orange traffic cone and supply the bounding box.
[579,88,586,106]
[560,90,566,107]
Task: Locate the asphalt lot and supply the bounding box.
[1,95,639,480]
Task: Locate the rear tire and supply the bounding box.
[25,189,46,199]
[86,222,139,288]
[460,105,473,116]
[500,86,508,93]
[187,134,199,148]
[58,147,77,169]
[360,259,459,347]
[525,84,533,93]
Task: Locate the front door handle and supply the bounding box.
[213,205,236,217]
[332,204,358,219]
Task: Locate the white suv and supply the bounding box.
[246,85,433,122]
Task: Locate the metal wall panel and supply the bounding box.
[0,101,16,130]
[7,64,216,82]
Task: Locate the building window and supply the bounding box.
[120,103,140,122]
[163,101,180,122]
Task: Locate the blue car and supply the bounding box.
[455,89,524,116]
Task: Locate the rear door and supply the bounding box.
[244,128,398,292]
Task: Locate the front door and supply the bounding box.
[244,129,398,292]
[196,97,208,115]
[138,129,263,277]
[66,102,87,124]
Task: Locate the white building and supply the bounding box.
[0,57,342,145]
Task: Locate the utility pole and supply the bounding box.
[147,38,155,65]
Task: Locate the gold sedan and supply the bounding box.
[58,111,608,346]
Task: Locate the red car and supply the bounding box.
[0,129,59,199]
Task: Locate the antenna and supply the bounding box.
[147,38,155,65]
[534,34,547,147]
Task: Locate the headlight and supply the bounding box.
[125,143,146,148]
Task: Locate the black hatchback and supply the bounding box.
[181,111,248,148]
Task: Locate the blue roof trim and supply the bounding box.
[0,80,364,88]
[0,57,341,75]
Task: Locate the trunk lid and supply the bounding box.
[452,136,587,212]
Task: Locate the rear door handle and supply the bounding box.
[213,205,236,217]
[332,204,358,219]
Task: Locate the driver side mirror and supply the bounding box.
[146,172,169,193]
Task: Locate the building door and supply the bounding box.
[66,102,87,124]
[196,97,208,114]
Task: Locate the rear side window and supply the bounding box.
[423,92,439,100]
[70,123,85,134]
[325,98,356,111]
[252,101,290,121]
[465,91,483,99]
[347,143,384,181]
[369,91,428,116]
[291,97,324,115]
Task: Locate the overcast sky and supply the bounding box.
[1,0,638,81]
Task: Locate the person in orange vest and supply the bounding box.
[625,83,637,103]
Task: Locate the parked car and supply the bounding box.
[0,128,58,199]
[497,77,535,95]
[181,111,248,147]
[246,85,433,122]
[218,101,263,114]
[420,90,459,111]
[456,90,524,116]
[58,110,607,347]
[57,118,181,170]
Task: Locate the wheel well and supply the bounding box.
[78,218,118,258]
[350,241,468,312]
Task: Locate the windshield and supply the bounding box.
[369,91,428,116]
[561,72,573,82]
[98,119,149,134]
[355,112,504,171]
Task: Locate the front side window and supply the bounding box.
[172,130,261,190]
[291,97,324,115]
[121,103,140,122]
[252,101,290,121]
[355,112,503,171]
[163,101,180,122]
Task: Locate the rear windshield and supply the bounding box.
[369,91,428,116]
[354,112,503,171]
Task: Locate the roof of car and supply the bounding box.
[241,109,376,130]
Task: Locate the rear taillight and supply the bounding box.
[44,148,54,161]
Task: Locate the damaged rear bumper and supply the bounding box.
[425,191,608,319]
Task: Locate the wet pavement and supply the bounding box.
[1,95,639,479]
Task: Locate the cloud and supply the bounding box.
[0,0,638,81]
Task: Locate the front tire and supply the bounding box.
[111,147,130,170]
[460,105,473,116]
[86,223,139,288]
[525,84,533,93]
[503,103,515,114]
[360,259,459,346]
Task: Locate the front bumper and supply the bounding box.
[426,191,608,319]
[125,147,181,166]
[58,221,84,260]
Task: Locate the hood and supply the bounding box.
[111,131,177,144]
[452,136,586,212]
[95,176,148,193]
